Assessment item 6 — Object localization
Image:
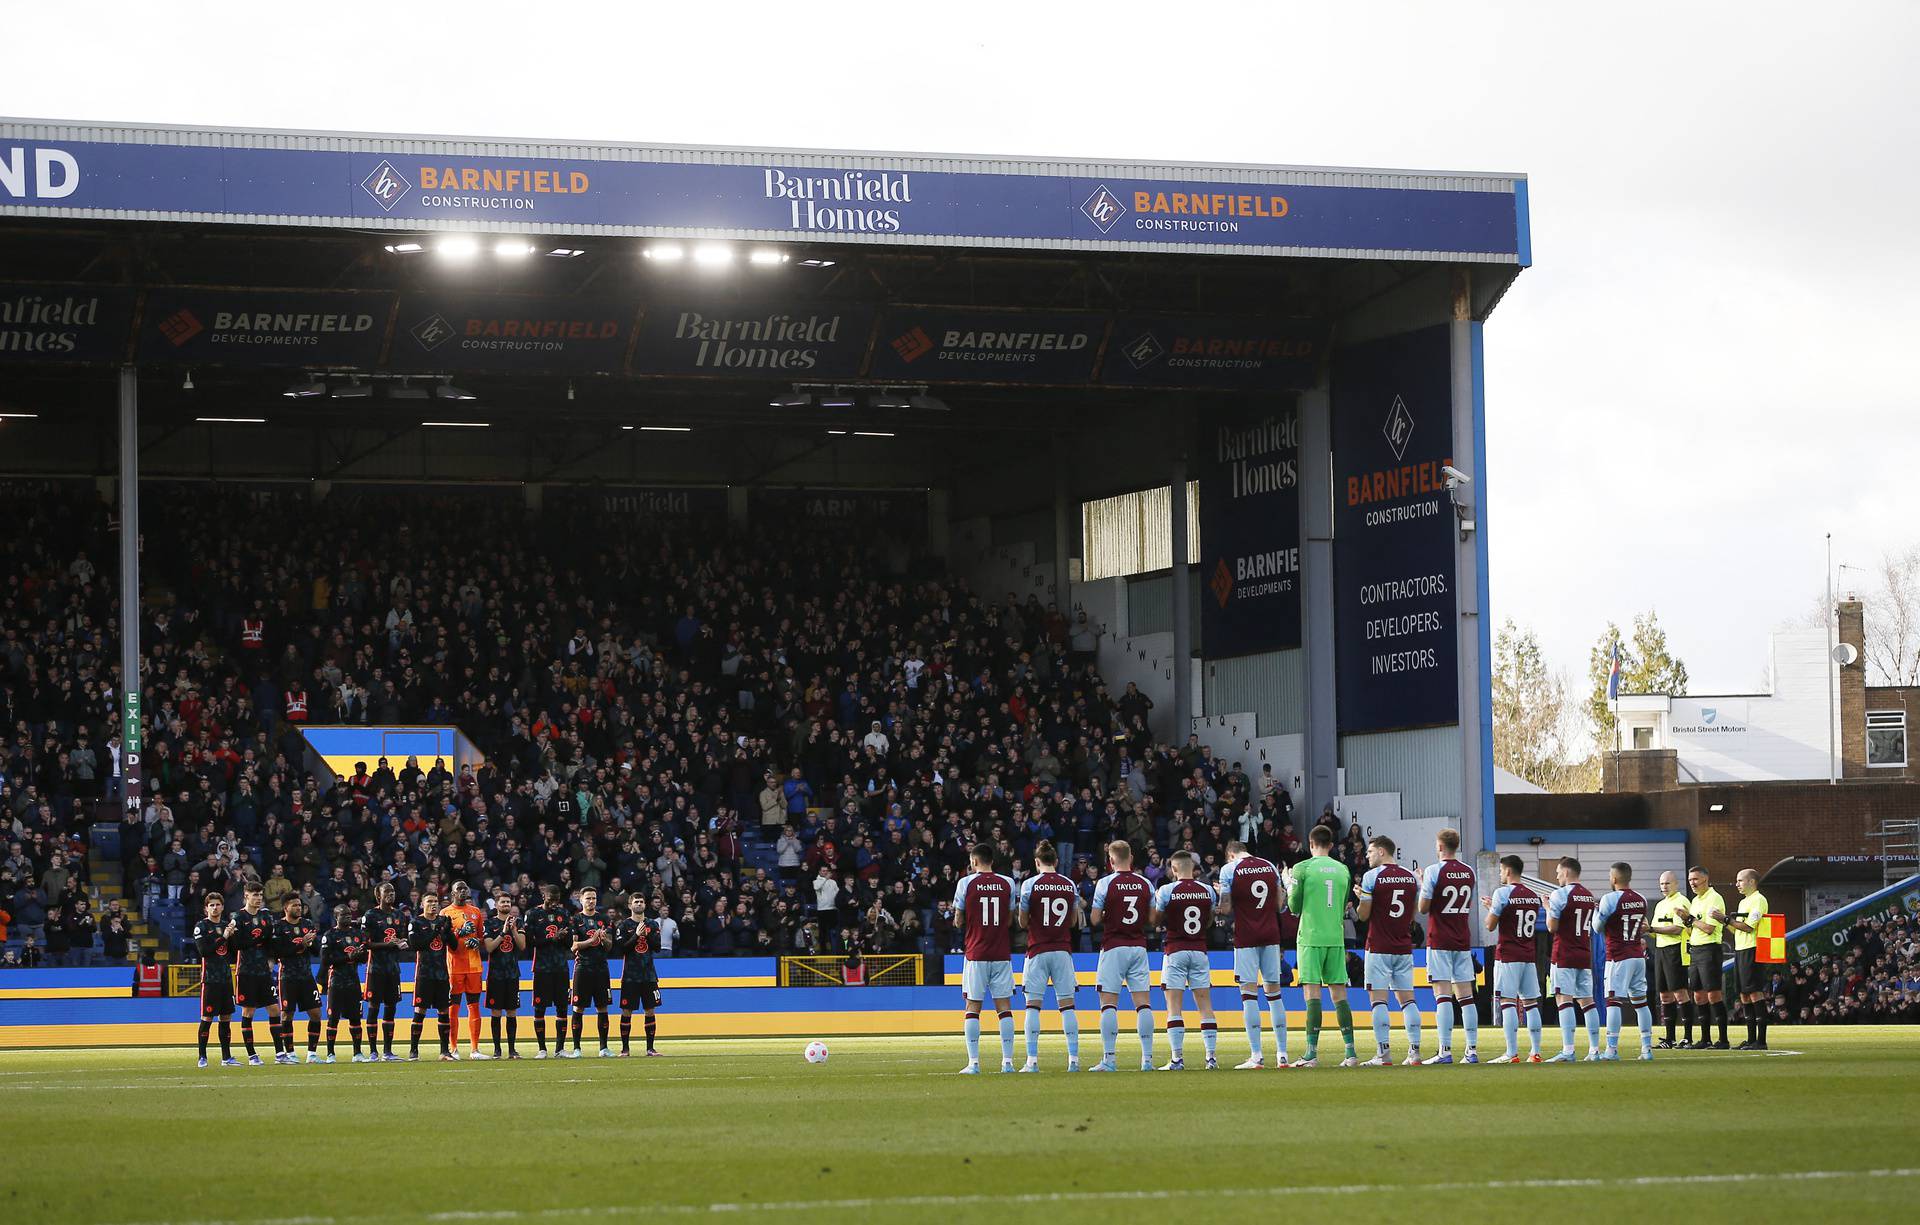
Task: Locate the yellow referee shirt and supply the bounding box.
[1688,886,1728,948]
[1651,894,1689,947]
[1735,890,1768,952]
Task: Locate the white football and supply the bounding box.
[804,1041,830,1064]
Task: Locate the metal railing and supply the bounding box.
[779,954,923,987]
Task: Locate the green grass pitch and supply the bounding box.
[4,1027,1917,1224]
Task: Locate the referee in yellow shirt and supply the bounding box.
[1648,871,1691,1048]
[1727,869,1771,1050]
[1680,866,1730,1049]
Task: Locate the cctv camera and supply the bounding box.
[1442,465,1471,486]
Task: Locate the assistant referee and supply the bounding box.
[1682,866,1730,1049]
[1649,871,1690,1048]
[1727,868,1771,1050]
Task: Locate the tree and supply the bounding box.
[1587,610,1689,752]
[1858,545,1920,686]
[1493,619,1598,792]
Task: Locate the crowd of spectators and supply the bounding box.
[2,482,1313,968]
[1773,906,1920,1025]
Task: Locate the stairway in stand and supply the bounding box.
[86,851,172,964]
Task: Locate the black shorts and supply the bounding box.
[1735,949,1763,994]
[365,966,402,1006]
[200,976,235,1018]
[572,967,611,1010]
[486,972,521,1011]
[1687,948,1724,992]
[280,974,321,1014]
[237,971,277,1010]
[533,968,570,1009]
[413,976,450,1012]
[327,983,363,1019]
[1655,946,1686,995]
[621,975,661,1013]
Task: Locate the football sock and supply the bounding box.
[492,1014,503,1055]
[1560,1003,1579,1051]
[1134,1005,1154,1063]
[1502,1002,1519,1053]
[1584,1003,1601,1053]
[350,1019,363,1055]
[1435,996,1454,1054]
[1201,1020,1217,1061]
[439,1015,451,1055]
[534,1013,548,1051]
[644,1014,656,1053]
[570,1010,584,1051]
[1606,1003,1623,1051]
[326,1019,337,1055]
[468,1001,481,1051]
[1060,1007,1079,1062]
[621,1014,632,1053]
[408,1015,423,1056]
[998,1010,1016,1065]
[1525,1005,1542,1054]
[1461,999,1480,1049]
[308,1018,321,1053]
[964,1011,981,1064]
[1168,1018,1187,1061]
[1371,1003,1391,1054]
[218,1020,231,1058]
[597,1009,610,1051]
[1267,993,1289,1059]
[1402,1001,1422,1057]
[1334,1001,1355,1057]
[1681,1000,1697,1041]
[240,1017,256,1057]
[277,1016,292,1055]
[1637,1004,1654,1047]
[1715,1001,1729,1044]
[1100,1004,1119,1060]
[197,1020,210,1059]
[507,1014,519,1053]
[1664,1002,1677,1043]
[1757,1007,1769,1045]
[1242,996,1264,1061]
[1025,1005,1042,1061]
[1304,999,1322,1056]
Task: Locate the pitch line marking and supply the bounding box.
[102,1166,1920,1225]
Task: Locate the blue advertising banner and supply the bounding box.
[631,302,873,379]
[1332,326,1459,734]
[390,295,633,374]
[137,288,391,368]
[548,485,728,519]
[0,136,1525,259]
[1199,405,1301,657]
[0,284,134,363]
[1100,315,1324,390]
[867,307,1105,384]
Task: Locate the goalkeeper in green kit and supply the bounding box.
[1285,824,1358,1067]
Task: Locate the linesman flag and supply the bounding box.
[1757,913,1787,963]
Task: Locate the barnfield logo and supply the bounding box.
[158,307,204,347]
[361,160,412,212]
[1121,330,1165,370]
[1382,394,1414,462]
[891,325,933,363]
[411,313,454,350]
[1209,559,1234,608]
[1081,184,1124,234]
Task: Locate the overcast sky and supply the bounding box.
[7,1,1917,692]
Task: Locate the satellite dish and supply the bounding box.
[1832,643,1859,666]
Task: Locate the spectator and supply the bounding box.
[101,900,132,963]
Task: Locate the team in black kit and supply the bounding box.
[191,878,668,1068]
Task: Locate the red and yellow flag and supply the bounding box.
[1756,913,1787,964]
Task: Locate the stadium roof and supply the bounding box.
[0,118,1531,266]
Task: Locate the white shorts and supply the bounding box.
[1549,965,1594,1000]
[1364,952,1414,993]
[1021,951,1078,1004]
[1605,957,1648,1003]
[1160,950,1212,994]
[1427,949,1476,984]
[1233,944,1284,987]
[962,959,1014,1003]
[1095,945,1150,996]
[1493,960,1542,1000]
